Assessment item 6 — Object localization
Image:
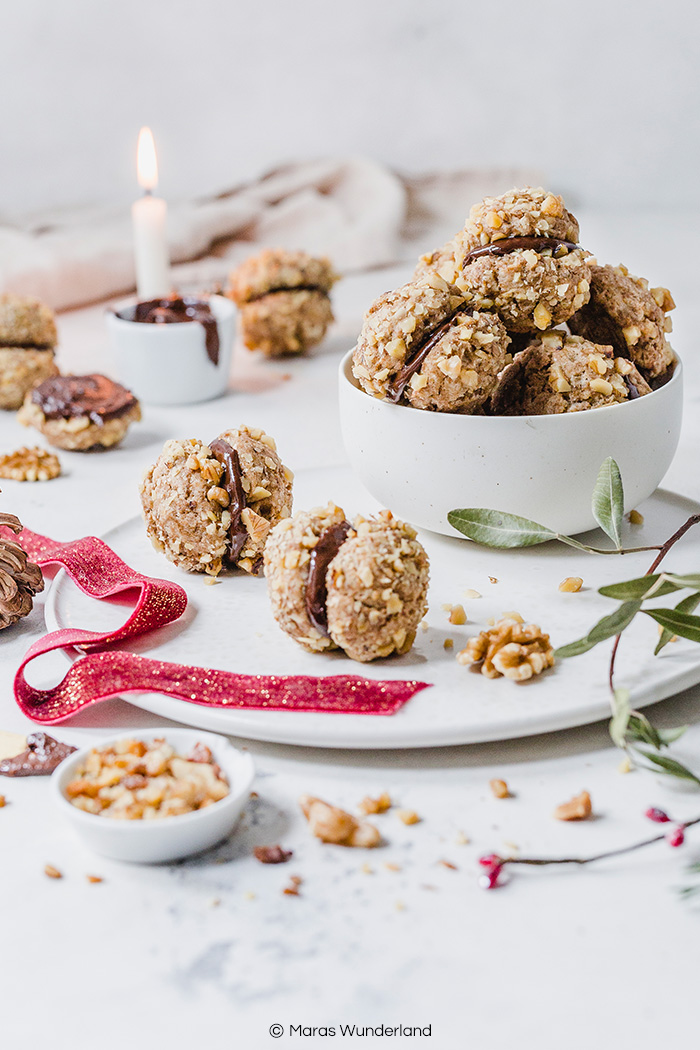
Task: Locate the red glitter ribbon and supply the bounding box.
[11,528,430,725]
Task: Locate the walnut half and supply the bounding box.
[299,794,380,848]
[457,617,554,681]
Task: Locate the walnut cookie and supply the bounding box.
[229,248,339,358]
[0,294,59,411]
[140,425,293,577]
[18,374,141,451]
[264,503,429,663]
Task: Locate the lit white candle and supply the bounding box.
[131,126,169,300]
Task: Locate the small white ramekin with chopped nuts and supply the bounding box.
[51,728,254,863]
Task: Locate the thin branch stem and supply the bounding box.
[503,815,700,870]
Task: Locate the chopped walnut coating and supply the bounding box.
[65,737,229,819]
[457,617,555,681]
[0,446,61,482]
[299,794,380,847]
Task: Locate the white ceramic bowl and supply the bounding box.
[52,728,254,864]
[105,294,235,405]
[339,350,683,537]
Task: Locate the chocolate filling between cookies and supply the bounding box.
[386,236,582,404]
[305,521,352,636]
[208,439,252,566]
[245,285,326,303]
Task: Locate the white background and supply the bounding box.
[3,0,700,218]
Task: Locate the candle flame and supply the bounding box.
[137,126,158,191]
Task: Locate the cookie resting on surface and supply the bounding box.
[416,187,592,334]
[567,263,675,379]
[140,425,293,577]
[490,332,651,415]
[17,374,141,451]
[0,294,59,410]
[229,248,339,357]
[352,274,511,412]
[264,503,430,663]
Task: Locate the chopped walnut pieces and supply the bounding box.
[463,589,482,600]
[397,808,421,825]
[554,790,592,821]
[490,778,511,799]
[628,509,644,526]
[64,737,229,820]
[0,445,61,482]
[299,794,380,847]
[359,792,392,815]
[44,864,62,879]
[559,576,583,593]
[253,845,293,864]
[283,875,302,896]
[86,875,104,884]
[488,577,498,584]
[457,617,554,681]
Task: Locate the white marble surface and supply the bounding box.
[2,210,700,1048]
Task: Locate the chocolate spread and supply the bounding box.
[120,296,220,366]
[463,235,580,265]
[31,374,137,425]
[0,732,77,777]
[305,521,352,635]
[247,285,323,302]
[208,439,250,564]
[386,317,456,404]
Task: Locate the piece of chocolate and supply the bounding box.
[31,375,137,426]
[0,732,77,777]
[120,296,220,366]
[305,521,352,635]
[208,438,249,564]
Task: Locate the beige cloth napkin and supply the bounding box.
[0,157,540,311]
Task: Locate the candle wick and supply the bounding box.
[143,188,153,198]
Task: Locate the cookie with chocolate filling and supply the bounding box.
[140,425,293,576]
[490,331,651,416]
[264,503,429,663]
[229,248,339,357]
[419,188,592,334]
[17,374,141,451]
[352,274,511,412]
[567,263,675,379]
[0,294,59,410]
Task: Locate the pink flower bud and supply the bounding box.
[478,853,502,868]
[645,807,670,823]
[666,825,685,848]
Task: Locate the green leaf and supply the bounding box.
[592,458,624,548]
[656,592,700,654]
[609,687,631,748]
[643,607,700,644]
[635,748,700,785]
[555,600,641,658]
[447,508,557,548]
[656,725,689,746]
[598,573,681,601]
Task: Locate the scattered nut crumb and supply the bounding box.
[500,610,524,623]
[360,862,374,874]
[44,864,62,879]
[502,841,520,854]
[488,576,498,584]
[420,620,429,632]
[618,756,632,774]
[254,845,293,864]
[448,604,467,625]
[210,897,221,907]
[457,617,554,681]
[395,900,406,912]
[421,884,438,891]
[244,891,256,901]
[628,510,644,525]
[359,792,392,815]
[385,862,402,872]
[299,794,380,847]
[249,790,259,798]
[397,809,421,825]
[443,638,454,650]
[554,790,592,821]
[0,795,6,808]
[439,859,458,870]
[559,577,583,593]
[283,875,302,897]
[490,778,511,799]
[455,830,470,845]
[463,589,482,599]
[0,446,61,482]
[86,875,103,884]
[204,576,220,586]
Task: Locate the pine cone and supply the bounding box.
[0,512,43,629]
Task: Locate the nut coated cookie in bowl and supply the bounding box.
[338,350,683,538]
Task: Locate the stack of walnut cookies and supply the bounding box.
[352,186,676,416]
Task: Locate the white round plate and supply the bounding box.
[46,466,700,749]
